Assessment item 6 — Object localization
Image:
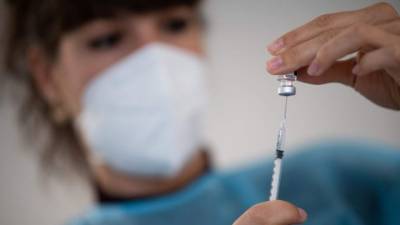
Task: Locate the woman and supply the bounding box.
[2,1,400,225]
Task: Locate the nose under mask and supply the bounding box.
[76,43,208,177]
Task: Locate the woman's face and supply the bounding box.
[32,6,203,119]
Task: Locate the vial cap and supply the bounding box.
[278,86,296,96]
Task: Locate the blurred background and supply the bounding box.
[1,0,400,224]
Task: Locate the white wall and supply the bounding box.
[1,1,400,224]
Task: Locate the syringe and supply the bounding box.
[269,73,296,201]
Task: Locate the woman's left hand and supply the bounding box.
[233,200,307,225]
[266,3,400,110]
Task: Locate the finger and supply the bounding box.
[233,200,307,225]
[290,17,400,59]
[267,2,398,55]
[297,59,357,87]
[308,23,398,76]
[267,28,341,74]
[354,45,400,81]
[355,19,400,53]
[379,18,400,35]
[267,12,357,55]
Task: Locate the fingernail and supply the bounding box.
[352,64,360,75]
[267,57,284,71]
[307,61,320,76]
[268,39,284,53]
[297,208,308,222]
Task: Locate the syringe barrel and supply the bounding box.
[276,122,286,150]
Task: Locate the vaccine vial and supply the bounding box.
[277,73,297,96]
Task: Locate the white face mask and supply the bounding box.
[76,43,208,177]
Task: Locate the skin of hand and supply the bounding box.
[266,2,400,110]
[233,200,307,225]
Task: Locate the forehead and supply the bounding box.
[37,0,201,32]
[9,0,201,58]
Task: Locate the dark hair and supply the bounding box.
[2,0,202,175]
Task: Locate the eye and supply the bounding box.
[162,17,191,34]
[87,31,123,50]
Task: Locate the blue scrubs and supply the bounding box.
[69,140,400,225]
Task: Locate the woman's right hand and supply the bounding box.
[233,200,307,225]
[266,2,400,110]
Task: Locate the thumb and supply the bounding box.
[297,59,357,87]
[233,200,307,225]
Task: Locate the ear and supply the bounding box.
[27,46,59,105]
